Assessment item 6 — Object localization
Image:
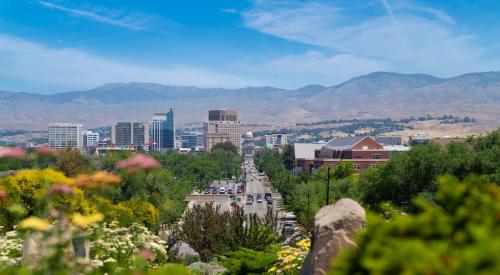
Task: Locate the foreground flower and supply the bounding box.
[139,249,156,261]
[116,154,160,172]
[34,146,53,156]
[0,187,8,204]
[73,171,122,189]
[72,213,104,228]
[0,147,25,159]
[46,183,74,197]
[20,216,50,231]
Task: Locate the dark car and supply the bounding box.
[256,193,263,203]
[211,188,218,194]
[204,188,211,194]
[227,188,234,194]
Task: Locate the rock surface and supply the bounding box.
[301,198,366,275]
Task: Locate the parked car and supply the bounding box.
[219,187,226,194]
[203,188,211,194]
[227,188,234,194]
[211,188,218,194]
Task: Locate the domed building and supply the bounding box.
[241,131,256,157]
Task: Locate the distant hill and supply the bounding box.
[1,71,499,130]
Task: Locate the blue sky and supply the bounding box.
[0,0,499,93]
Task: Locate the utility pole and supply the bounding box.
[326,166,331,205]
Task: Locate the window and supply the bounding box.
[354,164,360,171]
[363,146,368,150]
[373,154,381,159]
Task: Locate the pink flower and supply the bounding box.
[0,147,25,159]
[139,249,155,261]
[46,184,74,197]
[116,154,160,172]
[0,188,8,204]
[34,146,53,156]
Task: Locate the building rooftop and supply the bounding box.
[323,136,365,150]
[294,143,325,159]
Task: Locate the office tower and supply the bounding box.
[111,122,149,148]
[152,109,175,151]
[48,123,83,150]
[203,109,241,152]
[83,130,100,147]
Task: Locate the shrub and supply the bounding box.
[331,175,500,274]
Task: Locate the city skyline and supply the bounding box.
[1,0,499,93]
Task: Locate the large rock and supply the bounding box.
[301,199,366,275]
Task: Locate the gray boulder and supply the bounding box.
[301,198,366,275]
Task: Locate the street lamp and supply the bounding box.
[326,166,331,205]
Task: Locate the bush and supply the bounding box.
[331,175,500,274]
[219,248,278,275]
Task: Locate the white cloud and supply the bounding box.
[244,0,499,77]
[263,51,387,84]
[38,1,147,30]
[0,34,257,92]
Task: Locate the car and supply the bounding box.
[211,188,218,194]
[219,187,226,194]
[203,188,211,194]
[227,188,234,194]
[246,197,253,205]
[256,193,263,203]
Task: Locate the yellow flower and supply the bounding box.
[20,216,50,231]
[268,266,277,273]
[72,213,104,228]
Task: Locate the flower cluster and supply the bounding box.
[89,222,167,268]
[0,229,23,266]
[115,154,160,172]
[268,239,310,274]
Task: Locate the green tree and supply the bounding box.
[212,141,238,155]
[55,147,91,177]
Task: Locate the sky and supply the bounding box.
[0,0,499,94]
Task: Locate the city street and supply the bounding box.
[185,158,278,219]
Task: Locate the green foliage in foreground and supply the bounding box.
[331,175,500,275]
[219,248,278,275]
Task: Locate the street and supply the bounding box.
[185,158,278,219]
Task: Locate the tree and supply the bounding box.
[212,142,238,155]
[331,161,355,179]
[55,147,90,177]
[282,144,295,170]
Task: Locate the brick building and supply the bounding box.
[295,136,390,174]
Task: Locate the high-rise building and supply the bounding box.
[204,109,241,152]
[48,123,83,150]
[111,122,149,148]
[83,130,100,147]
[152,109,175,151]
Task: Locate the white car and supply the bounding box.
[219,187,226,194]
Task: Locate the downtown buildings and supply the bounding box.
[152,109,175,151]
[48,123,84,150]
[111,122,149,149]
[203,109,241,152]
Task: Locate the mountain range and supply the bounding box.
[1,71,499,130]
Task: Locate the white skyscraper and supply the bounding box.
[48,123,83,150]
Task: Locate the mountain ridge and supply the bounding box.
[1,71,499,130]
